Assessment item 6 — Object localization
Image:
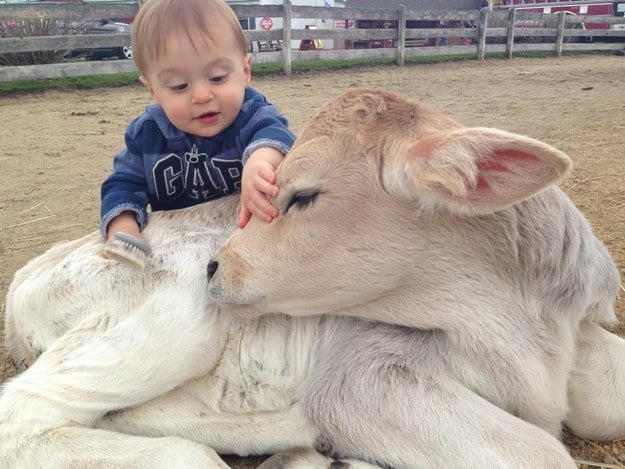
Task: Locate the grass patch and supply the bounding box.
[255,54,479,74]
[0,50,618,94]
[0,54,484,93]
[0,71,142,93]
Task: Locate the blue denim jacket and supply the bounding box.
[100,87,294,238]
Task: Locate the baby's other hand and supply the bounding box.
[103,211,144,259]
[106,211,142,244]
[238,148,283,229]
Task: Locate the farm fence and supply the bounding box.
[1,1,624,82]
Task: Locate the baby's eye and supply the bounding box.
[210,75,227,84]
[170,83,188,91]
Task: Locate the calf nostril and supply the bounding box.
[207,260,219,280]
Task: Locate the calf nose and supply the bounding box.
[207,260,219,281]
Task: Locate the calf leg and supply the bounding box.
[303,363,576,468]
[98,392,318,457]
[0,288,230,467]
[257,447,382,469]
[5,234,143,369]
[3,427,230,469]
[566,320,625,440]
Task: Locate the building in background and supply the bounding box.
[341,0,481,48]
[499,1,625,40]
[233,0,347,50]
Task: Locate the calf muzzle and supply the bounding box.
[207,260,218,281]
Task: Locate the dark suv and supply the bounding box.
[68,19,132,60]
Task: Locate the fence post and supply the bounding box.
[476,9,488,60]
[282,0,292,76]
[505,8,516,58]
[397,5,406,66]
[555,11,565,57]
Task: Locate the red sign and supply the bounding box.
[334,20,355,29]
[260,17,274,31]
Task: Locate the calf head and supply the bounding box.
[207,89,571,321]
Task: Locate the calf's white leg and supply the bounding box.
[257,447,382,468]
[566,320,625,440]
[98,393,317,457]
[306,373,576,468]
[301,325,577,469]
[0,286,231,468]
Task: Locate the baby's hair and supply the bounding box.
[132,0,249,74]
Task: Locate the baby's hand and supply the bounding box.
[238,147,283,229]
[106,211,142,244]
[103,212,144,260]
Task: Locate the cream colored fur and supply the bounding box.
[2,89,623,468]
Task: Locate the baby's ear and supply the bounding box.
[243,54,252,87]
[139,75,158,103]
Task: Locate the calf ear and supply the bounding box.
[387,127,572,215]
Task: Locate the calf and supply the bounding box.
[207,88,624,447]
[1,89,623,468]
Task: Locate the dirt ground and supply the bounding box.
[1,55,624,467]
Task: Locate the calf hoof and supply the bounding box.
[257,447,381,469]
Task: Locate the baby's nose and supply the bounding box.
[192,86,213,103]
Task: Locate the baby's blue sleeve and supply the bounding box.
[241,104,296,163]
[99,121,150,240]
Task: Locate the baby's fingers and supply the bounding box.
[249,193,279,222]
[258,165,277,184]
[238,205,252,229]
[254,176,280,199]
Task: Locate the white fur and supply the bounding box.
[2,89,623,468]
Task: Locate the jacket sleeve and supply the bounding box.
[240,103,296,163]
[99,121,150,240]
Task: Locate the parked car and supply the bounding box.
[250,40,283,52]
[67,19,132,60]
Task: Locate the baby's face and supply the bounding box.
[140,23,251,137]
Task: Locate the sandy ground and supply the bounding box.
[1,55,624,467]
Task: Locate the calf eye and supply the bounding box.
[285,190,320,213]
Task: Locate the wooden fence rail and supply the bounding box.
[1,1,624,82]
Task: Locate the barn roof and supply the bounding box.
[346,0,480,9]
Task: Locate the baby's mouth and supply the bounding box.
[197,112,218,122]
